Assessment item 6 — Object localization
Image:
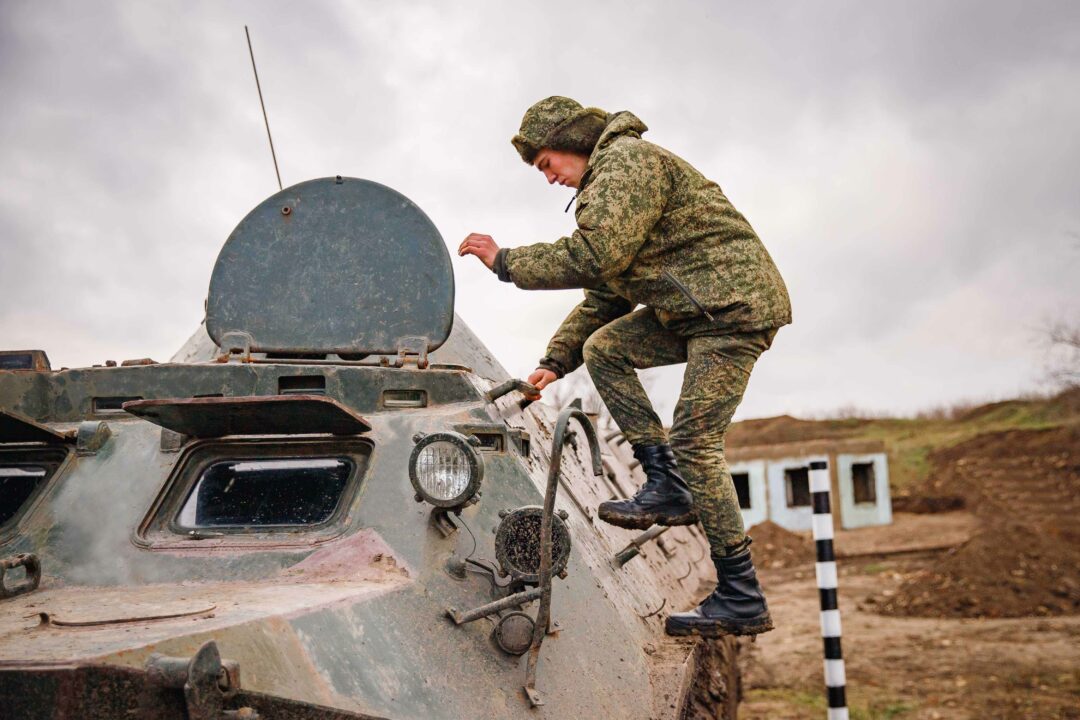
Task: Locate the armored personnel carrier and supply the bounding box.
[0,177,739,719]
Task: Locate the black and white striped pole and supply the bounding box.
[810,460,848,720]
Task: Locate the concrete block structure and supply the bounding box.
[836,452,892,529]
[728,460,768,530]
[727,439,892,532]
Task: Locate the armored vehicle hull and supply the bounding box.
[0,179,738,719]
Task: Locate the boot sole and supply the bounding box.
[664,614,775,638]
[597,506,698,531]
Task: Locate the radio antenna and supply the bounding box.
[244,25,283,191]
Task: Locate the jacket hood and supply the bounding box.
[577,112,649,189]
[591,111,649,158]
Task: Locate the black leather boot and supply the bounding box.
[597,444,697,530]
[665,540,774,637]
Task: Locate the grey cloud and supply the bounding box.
[1,0,1077,418]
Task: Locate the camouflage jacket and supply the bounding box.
[502,111,792,378]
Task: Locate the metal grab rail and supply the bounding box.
[612,526,670,567]
[484,379,540,405]
[524,407,603,707]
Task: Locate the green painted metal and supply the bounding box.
[0,178,738,720]
[123,395,372,437]
[206,177,454,356]
[0,409,70,444]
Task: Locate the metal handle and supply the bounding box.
[612,526,670,567]
[524,407,602,706]
[484,379,540,406]
[0,553,41,599]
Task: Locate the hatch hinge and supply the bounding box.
[76,421,112,456]
[145,641,243,720]
[217,331,254,364]
[392,336,429,369]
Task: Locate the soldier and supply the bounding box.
[459,96,791,637]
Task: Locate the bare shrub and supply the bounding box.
[1045,319,1080,388]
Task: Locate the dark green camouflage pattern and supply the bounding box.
[511,95,608,165]
[582,307,777,555]
[506,111,791,378]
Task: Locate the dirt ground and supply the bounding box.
[726,397,1080,719]
[876,426,1080,620]
[739,543,1080,719]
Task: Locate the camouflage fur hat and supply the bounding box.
[511,96,609,164]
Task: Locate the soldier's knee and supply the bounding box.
[582,331,612,369]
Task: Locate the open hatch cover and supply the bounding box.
[205,177,454,357]
[123,396,371,438]
[0,410,70,444]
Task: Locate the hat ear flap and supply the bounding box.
[512,134,540,164]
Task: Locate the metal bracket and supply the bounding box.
[145,641,240,720]
[160,428,189,453]
[218,331,254,364]
[0,553,41,599]
[431,508,458,538]
[394,336,429,369]
[510,429,532,457]
[75,420,111,456]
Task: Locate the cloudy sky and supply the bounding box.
[2,1,1078,421]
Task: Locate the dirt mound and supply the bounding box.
[890,494,965,513]
[955,385,1080,424]
[873,524,1080,618]
[749,521,813,569]
[872,425,1080,618]
[727,415,868,446]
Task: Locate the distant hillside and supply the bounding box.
[727,386,1080,496]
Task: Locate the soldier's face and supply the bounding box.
[533,149,588,189]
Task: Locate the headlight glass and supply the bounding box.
[415,441,470,501]
[408,431,483,508]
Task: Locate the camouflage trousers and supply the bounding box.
[582,307,777,559]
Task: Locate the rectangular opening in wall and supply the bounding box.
[382,389,427,408]
[784,467,811,507]
[471,433,503,452]
[852,462,877,504]
[278,376,326,395]
[732,472,752,509]
[93,396,143,413]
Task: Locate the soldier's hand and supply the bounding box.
[527,368,557,397]
[458,233,500,269]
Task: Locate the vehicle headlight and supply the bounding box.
[494,506,572,583]
[408,431,483,509]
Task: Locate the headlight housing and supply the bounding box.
[408,431,483,509]
[494,506,571,583]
